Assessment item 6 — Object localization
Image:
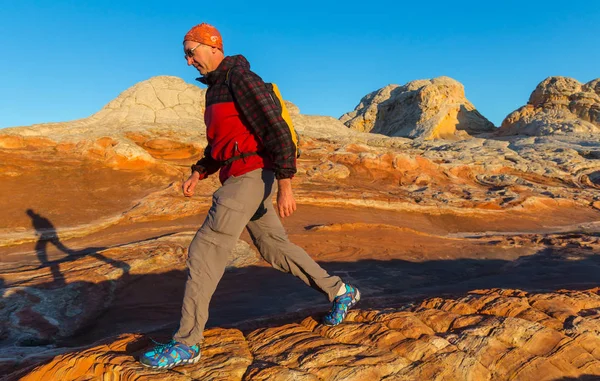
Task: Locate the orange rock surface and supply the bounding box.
[10,289,600,381]
[1,75,599,380]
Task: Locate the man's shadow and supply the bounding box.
[26,209,129,286]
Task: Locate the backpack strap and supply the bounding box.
[220,151,259,166]
[225,67,233,88]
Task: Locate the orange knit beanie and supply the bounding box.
[184,23,223,52]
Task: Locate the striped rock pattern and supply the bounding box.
[13,288,600,381]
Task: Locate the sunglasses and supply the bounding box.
[184,42,203,58]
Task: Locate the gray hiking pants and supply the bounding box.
[173,168,343,346]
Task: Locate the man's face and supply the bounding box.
[184,41,214,75]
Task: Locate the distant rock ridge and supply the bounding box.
[498,76,600,136]
[0,76,352,170]
[0,74,597,172]
[3,76,205,136]
[340,76,495,140]
[0,76,208,169]
[94,75,206,126]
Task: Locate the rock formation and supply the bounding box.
[1,74,600,380]
[10,288,600,381]
[0,76,207,170]
[498,76,600,136]
[340,77,495,140]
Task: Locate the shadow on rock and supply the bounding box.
[26,209,127,286]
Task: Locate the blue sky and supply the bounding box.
[1,1,598,129]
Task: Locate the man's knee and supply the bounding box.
[196,226,233,244]
[253,232,292,269]
[252,230,285,252]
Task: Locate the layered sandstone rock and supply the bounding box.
[0,76,207,170]
[0,76,355,172]
[2,73,600,381]
[498,76,600,136]
[0,233,258,347]
[299,134,600,213]
[3,211,600,380]
[1,73,598,244]
[340,77,495,140]
[11,288,600,381]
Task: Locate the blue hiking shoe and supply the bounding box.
[139,339,201,369]
[322,284,361,326]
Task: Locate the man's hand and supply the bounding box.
[277,178,297,218]
[182,171,201,197]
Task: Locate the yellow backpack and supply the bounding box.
[226,69,301,158]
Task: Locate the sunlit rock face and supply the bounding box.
[498,76,600,136]
[340,77,495,140]
[0,76,207,170]
[1,74,600,380]
[13,288,600,381]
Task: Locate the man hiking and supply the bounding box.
[139,23,360,370]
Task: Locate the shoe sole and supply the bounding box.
[140,352,202,370]
[322,288,361,327]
